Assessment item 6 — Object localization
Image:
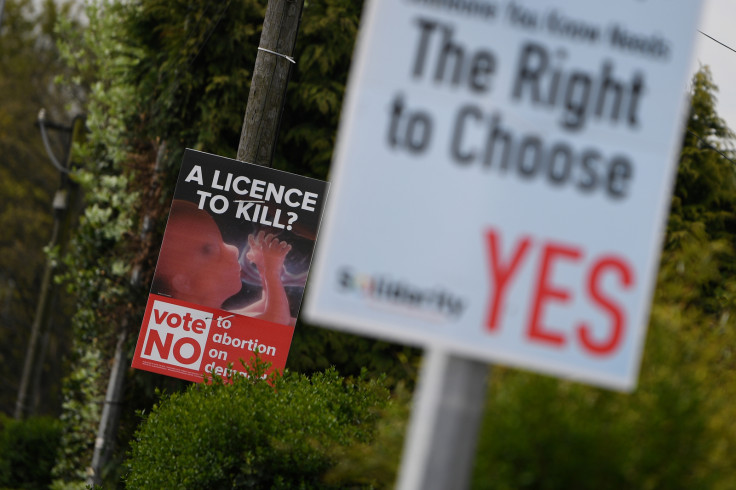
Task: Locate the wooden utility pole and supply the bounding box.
[237,0,303,165]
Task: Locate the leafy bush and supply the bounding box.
[125,363,392,489]
[0,414,62,489]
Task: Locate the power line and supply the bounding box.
[687,129,736,167]
[699,30,736,55]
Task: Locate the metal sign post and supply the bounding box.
[397,348,489,490]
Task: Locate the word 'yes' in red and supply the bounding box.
[484,229,634,356]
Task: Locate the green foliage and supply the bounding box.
[323,382,411,488]
[673,68,735,242]
[121,0,264,161]
[125,363,391,489]
[471,67,736,489]
[288,323,419,388]
[281,0,364,177]
[0,414,63,489]
[49,346,105,489]
[473,369,712,489]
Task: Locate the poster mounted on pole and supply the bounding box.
[132,149,328,382]
[305,0,705,391]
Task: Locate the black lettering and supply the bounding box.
[627,74,645,128]
[412,19,438,79]
[562,73,591,130]
[338,269,352,289]
[577,150,600,192]
[406,112,433,153]
[516,136,543,178]
[436,25,464,86]
[607,157,633,198]
[412,17,497,94]
[386,95,434,154]
[451,105,482,164]
[445,108,634,201]
[387,95,405,148]
[485,115,513,171]
[595,62,624,122]
[512,42,647,133]
[547,143,573,184]
[469,51,495,93]
[512,42,547,103]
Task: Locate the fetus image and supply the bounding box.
[151,200,296,326]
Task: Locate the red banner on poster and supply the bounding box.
[133,294,295,382]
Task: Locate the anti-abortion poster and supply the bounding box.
[132,149,328,383]
[305,0,704,391]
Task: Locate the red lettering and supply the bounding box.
[485,229,531,331]
[143,329,173,357]
[182,312,193,331]
[527,242,582,347]
[173,338,201,364]
[482,229,636,357]
[191,319,206,334]
[151,308,207,333]
[577,256,634,355]
[167,313,182,328]
[153,308,168,324]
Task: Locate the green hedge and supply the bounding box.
[125,364,391,489]
[0,414,62,490]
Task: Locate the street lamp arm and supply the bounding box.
[38,108,70,174]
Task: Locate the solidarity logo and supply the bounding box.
[337,267,465,320]
[140,301,213,370]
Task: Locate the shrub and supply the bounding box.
[125,363,391,489]
[0,414,62,490]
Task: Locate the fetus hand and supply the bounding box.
[246,231,291,277]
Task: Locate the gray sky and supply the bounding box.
[694,0,736,134]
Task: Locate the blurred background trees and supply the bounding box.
[1,0,735,488]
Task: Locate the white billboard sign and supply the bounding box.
[305,0,704,391]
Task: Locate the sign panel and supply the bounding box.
[305,0,704,390]
[133,149,328,382]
